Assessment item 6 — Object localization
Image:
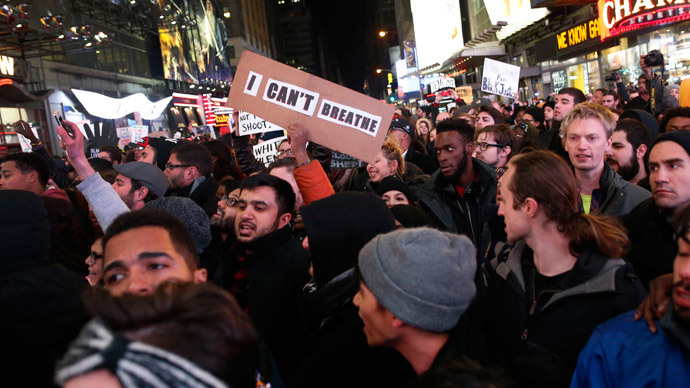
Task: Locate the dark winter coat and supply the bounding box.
[166,174,218,216]
[415,159,499,255]
[0,190,88,387]
[290,193,414,387]
[622,198,677,288]
[460,241,647,387]
[220,226,311,381]
[593,163,651,217]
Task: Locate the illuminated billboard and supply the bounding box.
[598,0,690,41]
[395,59,420,94]
[485,0,549,41]
[410,0,464,70]
[159,0,233,83]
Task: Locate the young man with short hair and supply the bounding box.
[606,118,651,186]
[602,90,619,110]
[416,119,498,251]
[473,124,515,171]
[354,227,477,376]
[623,130,690,288]
[659,107,690,132]
[220,174,311,380]
[475,105,504,132]
[561,103,650,215]
[165,143,217,216]
[0,152,69,201]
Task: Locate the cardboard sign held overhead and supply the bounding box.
[481,58,520,99]
[228,51,395,163]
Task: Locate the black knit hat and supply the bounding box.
[524,107,545,125]
[374,176,415,203]
[389,118,416,141]
[652,130,690,158]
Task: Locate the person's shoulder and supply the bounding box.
[594,310,654,343]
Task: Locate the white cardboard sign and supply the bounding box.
[252,136,287,167]
[481,58,520,98]
[238,111,284,136]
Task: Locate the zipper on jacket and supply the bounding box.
[521,269,561,341]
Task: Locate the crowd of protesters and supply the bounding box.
[1,54,690,388]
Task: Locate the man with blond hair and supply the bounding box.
[561,102,650,216]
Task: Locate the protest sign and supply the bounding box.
[253,136,287,167]
[116,125,149,148]
[17,126,40,153]
[455,86,473,104]
[481,58,520,98]
[228,51,394,163]
[238,111,284,136]
[330,151,366,170]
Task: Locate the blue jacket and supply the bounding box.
[571,310,690,388]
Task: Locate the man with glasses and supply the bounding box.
[277,139,294,159]
[473,124,515,173]
[165,143,218,216]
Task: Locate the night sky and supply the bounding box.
[309,0,371,93]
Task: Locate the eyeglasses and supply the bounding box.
[90,251,103,260]
[220,195,239,207]
[165,164,192,170]
[277,149,293,157]
[475,142,504,151]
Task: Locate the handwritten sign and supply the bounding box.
[481,58,520,98]
[116,125,149,148]
[238,111,284,136]
[228,51,394,163]
[455,86,473,104]
[253,136,287,167]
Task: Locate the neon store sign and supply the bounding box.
[598,0,690,41]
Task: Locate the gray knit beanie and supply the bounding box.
[357,227,477,333]
[145,197,211,253]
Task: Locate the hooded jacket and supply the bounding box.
[0,191,88,387]
[290,192,415,387]
[461,241,647,387]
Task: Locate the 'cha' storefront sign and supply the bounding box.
[598,0,690,41]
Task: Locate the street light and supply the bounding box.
[376,68,392,74]
[378,31,386,37]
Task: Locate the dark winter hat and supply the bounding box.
[390,205,433,228]
[302,192,395,288]
[114,161,169,198]
[358,227,477,332]
[389,118,416,141]
[145,197,211,253]
[543,101,555,111]
[374,176,415,203]
[652,130,690,159]
[524,107,545,125]
[619,109,660,139]
[471,98,492,108]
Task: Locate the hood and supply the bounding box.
[0,190,51,273]
[301,192,395,288]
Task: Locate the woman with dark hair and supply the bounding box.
[202,139,245,183]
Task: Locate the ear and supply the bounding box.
[522,197,539,218]
[636,144,647,160]
[135,186,149,201]
[278,212,292,229]
[605,136,613,152]
[193,268,208,283]
[500,145,512,158]
[391,315,405,329]
[186,165,198,178]
[389,159,399,173]
[27,170,38,183]
[465,140,475,153]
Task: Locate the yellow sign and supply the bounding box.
[556,19,600,50]
[0,56,14,76]
[387,73,393,85]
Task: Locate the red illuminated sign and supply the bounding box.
[598,0,690,41]
[0,78,13,86]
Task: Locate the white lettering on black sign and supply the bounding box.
[430,78,456,93]
[262,79,320,116]
[317,99,381,137]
